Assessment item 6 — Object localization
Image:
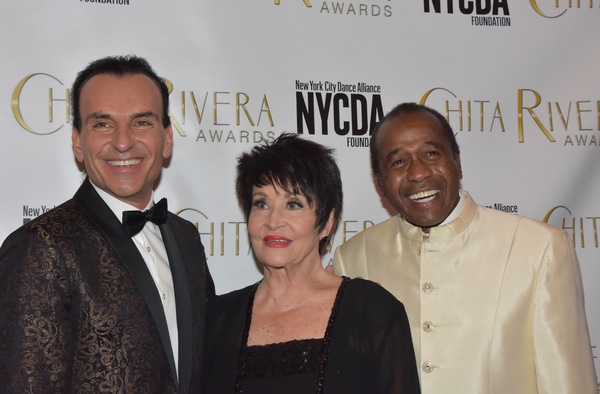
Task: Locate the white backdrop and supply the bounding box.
[1,0,598,387]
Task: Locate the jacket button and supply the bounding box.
[422,362,434,373]
[422,282,434,293]
[422,321,434,332]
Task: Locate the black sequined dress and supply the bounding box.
[234,277,349,393]
[203,277,420,394]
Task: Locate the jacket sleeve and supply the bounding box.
[0,230,75,393]
[533,229,597,393]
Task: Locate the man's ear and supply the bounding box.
[163,125,174,160]
[375,173,384,189]
[455,153,463,180]
[72,128,84,163]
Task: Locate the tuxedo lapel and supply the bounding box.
[72,178,178,386]
[160,222,193,393]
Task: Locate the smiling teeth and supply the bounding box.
[409,190,439,203]
[108,159,141,167]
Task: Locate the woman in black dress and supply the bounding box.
[203,134,420,394]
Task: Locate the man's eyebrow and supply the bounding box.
[131,111,160,120]
[383,140,445,160]
[84,111,160,123]
[423,140,443,148]
[384,147,402,161]
[85,112,112,122]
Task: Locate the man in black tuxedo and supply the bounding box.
[0,55,214,393]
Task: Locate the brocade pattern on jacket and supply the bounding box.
[0,178,214,393]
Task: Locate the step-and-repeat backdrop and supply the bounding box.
[1,0,598,385]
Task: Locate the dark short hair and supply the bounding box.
[236,133,343,234]
[370,102,460,175]
[71,55,170,132]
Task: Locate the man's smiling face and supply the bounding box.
[375,111,462,232]
[72,73,173,209]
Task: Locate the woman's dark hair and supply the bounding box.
[71,55,170,132]
[236,133,343,234]
[370,102,460,176]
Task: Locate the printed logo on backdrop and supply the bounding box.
[530,0,598,18]
[162,79,280,144]
[176,208,251,257]
[274,0,392,17]
[423,0,511,27]
[10,73,281,144]
[11,73,68,135]
[295,79,384,148]
[420,87,600,147]
[544,206,600,249]
[79,0,131,5]
[484,202,519,214]
[22,205,56,225]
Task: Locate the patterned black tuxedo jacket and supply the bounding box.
[0,178,215,393]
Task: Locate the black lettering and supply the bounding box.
[296,92,315,134]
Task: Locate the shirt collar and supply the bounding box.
[439,189,466,226]
[420,189,465,237]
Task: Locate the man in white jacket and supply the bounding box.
[333,102,597,393]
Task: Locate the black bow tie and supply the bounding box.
[122,198,168,237]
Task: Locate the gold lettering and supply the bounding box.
[587,217,599,247]
[214,91,230,126]
[555,101,571,130]
[177,208,212,253]
[579,217,585,248]
[576,100,592,131]
[517,89,555,142]
[544,206,574,247]
[236,93,255,126]
[446,100,463,131]
[342,220,358,243]
[529,0,567,18]
[12,73,65,135]
[544,207,599,248]
[198,222,215,256]
[491,103,505,132]
[219,222,225,256]
[420,87,461,129]
[162,83,276,137]
[341,220,375,242]
[420,87,456,105]
[162,78,186,137]
[274,0,312,6]
[48,87,69,124]
[564,217,576,248]
[257,95,275,127]
[421,88,503,132]
[169,115,187,137]
[474,101,489,132]
[190,91,209,124]
[467,101,472,131]
[180,91,185,124]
